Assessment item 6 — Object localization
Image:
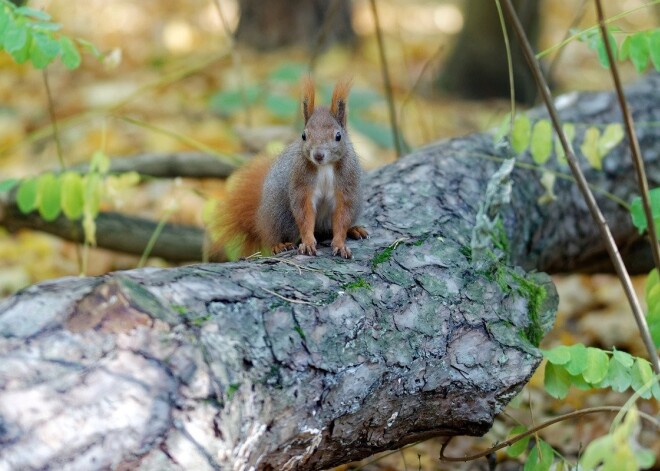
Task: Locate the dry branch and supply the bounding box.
[0,75,659,470]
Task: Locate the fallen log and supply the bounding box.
[0,74,658,470]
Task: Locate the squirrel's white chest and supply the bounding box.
[312,166,335,228]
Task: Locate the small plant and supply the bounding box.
[0,0,102,69]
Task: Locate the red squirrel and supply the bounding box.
[211,77,368,260]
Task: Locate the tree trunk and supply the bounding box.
[235,0,354,51]
[1,75,659,470]
[438,0,540,104]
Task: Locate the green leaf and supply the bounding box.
[82,173,102,245]
[646,268,659,297]
[606,354,632,392]
[567,372,592,390]
[524,439,554,471]
[511,114,531,153]
[580,127,602,169]
[27,21,61,32]
[0,178,19,193]
[15,6,51,21]
[209,85,261,117]
[630,187,660,234]
[16,177,39,213]
[555,122,575,165]
[537,170,556,205]
[84,173,102,216]
[637,449,656,470]
[10,31,31,64]
[530,119,553,164]
[581,434,615,470]
[60,172,84,220]
[630,358,654,399]
[493,113,511,144]
[597,124,624,158]
[629,32,650,73]
[348,87,383,110]
[4,20,27,52]
[36,172,61,221]
[619,35,631,61]
[565,343,588,376]
[90,150,110,174]
[76,37,102,59]
[650,30,660,72]
[59,36,81,69]
[646,303,660,348]
[265,93,298,119]
[544,361,571,399]
[267,62,306,83]
[542,345,571,365]
[506,425,530,458]
[582,347,609,384]
[595,29,617,68]
[29,31,60,69]
[349,115,395,149]
[0,8,10,42]
[612,348,634,368]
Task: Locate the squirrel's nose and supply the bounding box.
[313,151,325,163]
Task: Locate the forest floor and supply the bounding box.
[0,0,657,469]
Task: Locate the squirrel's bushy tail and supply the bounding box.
[209,157,272,260]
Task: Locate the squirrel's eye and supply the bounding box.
[335,131,341,142]
[302,132,306,141]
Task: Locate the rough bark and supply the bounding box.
[1,75,659,470]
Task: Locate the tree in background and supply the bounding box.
[235,0,355,50]
[438,0,540,104]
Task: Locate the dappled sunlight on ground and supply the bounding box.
[0,0,658,467]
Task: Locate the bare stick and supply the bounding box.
[309,0,344,72]
[42,69,65,169]
[440,406,659,462]
[594,0,660,272]
[369,0,404,158]
[500,0,660,374]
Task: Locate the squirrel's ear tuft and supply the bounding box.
[330,77,352,128]
[301,76,315,124]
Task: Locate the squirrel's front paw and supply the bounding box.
[272,242,296,254]
[298,240,317,256]
[331,243,352,259]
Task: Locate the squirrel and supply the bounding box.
[210,77,369,260]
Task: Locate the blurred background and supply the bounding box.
[0,1,658,469]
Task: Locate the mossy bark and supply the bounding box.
[1,75,659,470]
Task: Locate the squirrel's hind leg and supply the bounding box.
[347,226,369,240]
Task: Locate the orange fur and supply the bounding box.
[293,186,317,255]
[330,77,352,126]
[301,76,315,123]
[209,156,273,259]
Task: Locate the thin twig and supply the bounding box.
[399,43,444,144]
[261,287,315,306]
[42,69,65,170]
[308,0,344,72]
[594,0,660,273]
[1,50,231,158]
[547,0,588,82]
[494,0,516,131]
[500,0,660,374]
[260,256,324,274]
[369,0,404,158]
[535,0,660,59]
[440,406,659,462]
